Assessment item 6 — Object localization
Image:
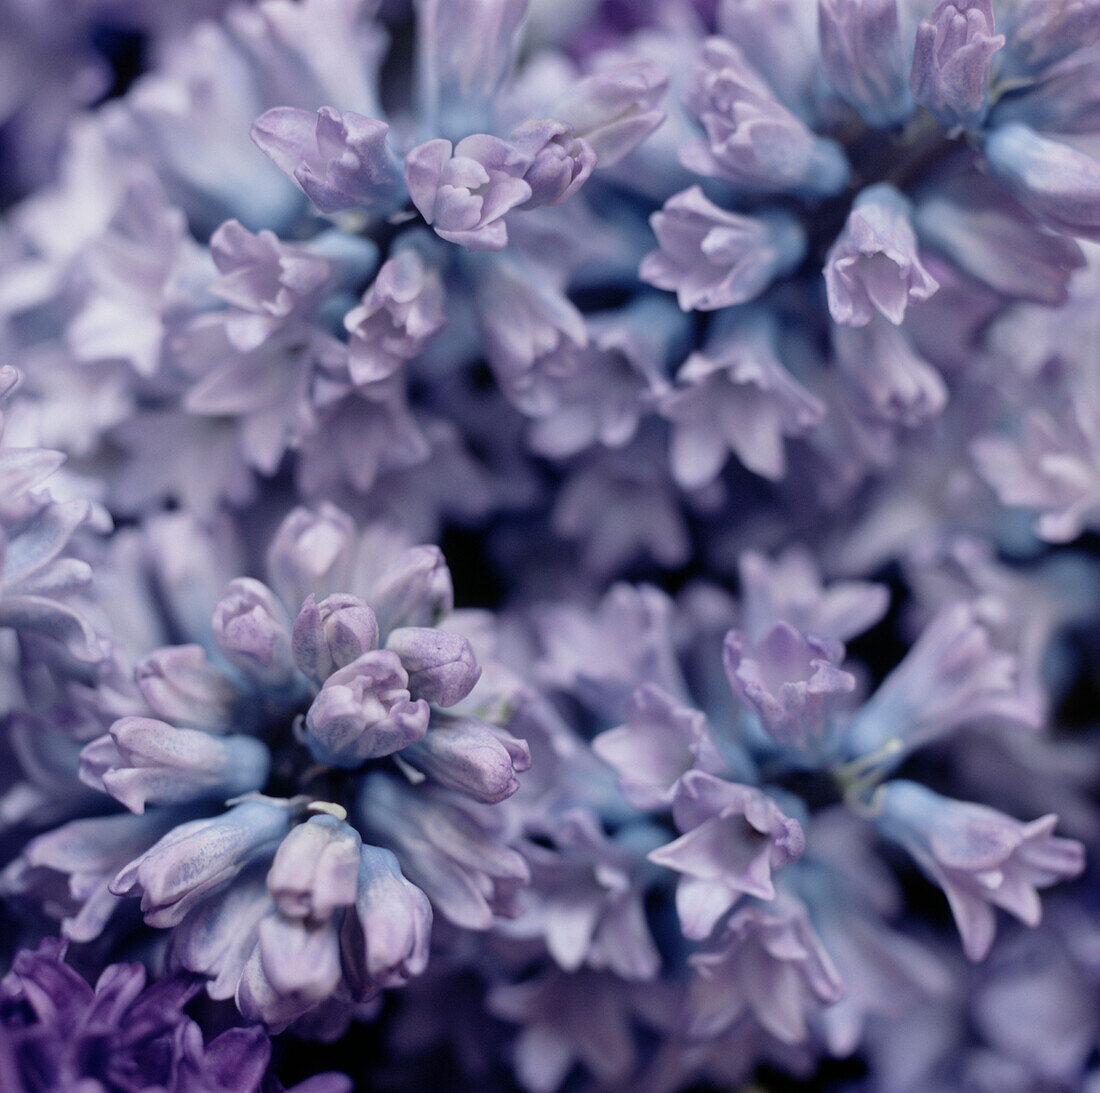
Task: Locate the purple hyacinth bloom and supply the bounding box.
[687,890,845,1042]
[818,0,914,129]
[265,503,358,609]
[719,0,821,117]
[384,626,482,707]
[212,577,297,688]
[846,603,1036,758]
[737,545,890,643]
[405,135,533,251]
[510,119,597,209]
[303,650,430,767]
[402,716,530,803]
[682,37,849,195]
[523,297,679,458]
[998,0,1100,75]
[0,381,100,661]
[110,797,296,928]
[659,315,824,485]
[251,105,404,215]
[876,780,1086,960]
[971,384,1100,544]
[168,866,277,1003]
[5,0,1100,1076]
[592,683,724,811]
[913,167,1086,305]
[832,315,948,427]
[475,253,588,406]
[824,184,939,327]
[552,435,693,576]
[649,772,805,940]
[358,773,529,930]
[911,0,1004,130]
[15,811,182,943]
[295,372,432,498]
[507,808,662,980]
[724,623,857,754]
[536,582,686,720]
[0,942,349,1093]
[641,186,806,312]
[208,219,331,351]
[266,813,362,923]
[78,716,270,814]
[344,248,446,384]
[340,844,432,998]
[488,969,644,1093]
[551,58,669,166]
[984,123,1100,241]
[134,644,239,732]
[350,542,453,637]
[235,910,344,1030]
[292,593,379,684]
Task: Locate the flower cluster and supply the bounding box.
[1,0,1099,1090]
[0,939,349,1093]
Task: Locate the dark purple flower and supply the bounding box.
[0,942,350,1093]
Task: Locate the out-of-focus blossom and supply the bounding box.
[641,186,805,311]
[681,37,849,194]
[877,780,1085,960]
[911,0,1004,130]
[0,941,351,1093]
[818,0,914,129]
[686,891,845,1043]
[251,106,404,216]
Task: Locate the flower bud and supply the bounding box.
[79,717,270,815]
[340,844,432,999]
[510,120,596,209]
[724,624,857,753]
[110,798,295,928]
[251,106,404,216]
[303,651,430,768]
[265,503,357,609]
[368,545,453,636]
[405,134,533,251]
[292,594,379,684]
[212,578,296,687]
[641,187,806,312]
[134,645,238,732]
[236,913,342,1031]
[384,627,481,707]
[344,249,446,385]
[267,815,362,923]
[402,717,530,803]
[911,0,1004,130]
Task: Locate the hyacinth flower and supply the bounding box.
[876,780,1086,961]
[514,547,1087,1090]
[1,0,1100,1091]
[0,368,101,667]
[0,940,350,1093]
[0,0,1096,559]
[6,503,530,1034]
[0,0,673,533]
